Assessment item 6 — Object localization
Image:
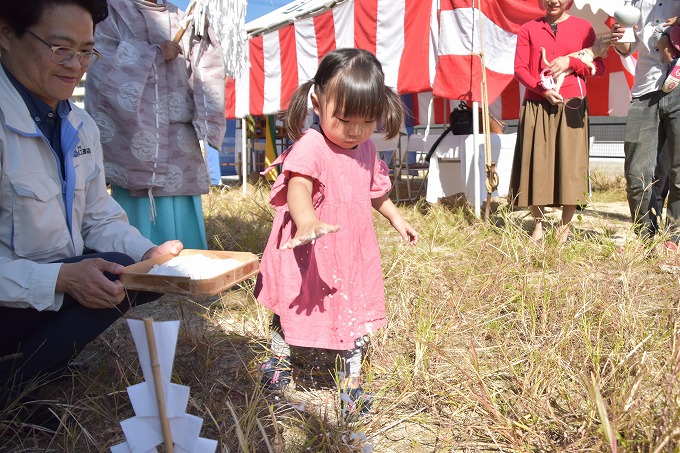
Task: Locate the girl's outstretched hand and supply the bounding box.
[393,218,419,246]
[280,222,341,250]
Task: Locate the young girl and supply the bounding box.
[254,48,418,418]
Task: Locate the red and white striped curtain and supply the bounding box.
[226,0,635,121]
[431,0,635,121]
[226,0,438,119]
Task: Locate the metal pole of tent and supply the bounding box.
[472,101,481,218]
[241,117,247,194]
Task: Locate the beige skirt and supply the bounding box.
[509,97,590,208]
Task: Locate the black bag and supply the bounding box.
[424,102,506,162]
[449,102,476,135]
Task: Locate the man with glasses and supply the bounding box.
[0,0,184,430]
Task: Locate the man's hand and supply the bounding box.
[142,240,184,261]
[160,40,182,61]
[609,23,632,55]
[56,259,127,309]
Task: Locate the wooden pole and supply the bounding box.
[144,318,174,453]
[172,2,196,43]
[477,0,497,221]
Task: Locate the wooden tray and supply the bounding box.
[120,249,259,296]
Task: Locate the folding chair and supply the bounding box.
[371,131,403,200]
[393,133,433,203]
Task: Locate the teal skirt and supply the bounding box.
[111,186,207,250]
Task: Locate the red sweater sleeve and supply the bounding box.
[514,24,547,97]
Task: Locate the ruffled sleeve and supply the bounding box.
[370,150,392,199]
[267,133,325,208]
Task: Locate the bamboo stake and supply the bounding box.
[144,318,174,453]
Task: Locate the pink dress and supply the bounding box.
[254,128,392,350]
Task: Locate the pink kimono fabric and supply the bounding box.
[85,0,226,197]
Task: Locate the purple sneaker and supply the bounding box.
[260,356,291,391]
[340,386,373,421]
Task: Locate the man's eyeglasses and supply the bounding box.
[25,29,101,68]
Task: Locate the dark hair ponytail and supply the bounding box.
[283,80,315,141]
[380,86,405,139]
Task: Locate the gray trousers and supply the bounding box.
[624,87,680,234]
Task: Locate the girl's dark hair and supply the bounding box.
[284,48,404,141]
[0,0,109,36]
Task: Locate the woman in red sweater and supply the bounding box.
[509,0,605,244]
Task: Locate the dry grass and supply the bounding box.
[589,171,627,204]
[2,173,680,452]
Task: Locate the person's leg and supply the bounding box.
[260,314,292,390]
[556,205,577,244]
[338,340,365,390]
[0,252,161,389]
[624,95,661,236]
[270,314,291,358]
[660,88,680,236]
[650,139,670,234]
[338,336,372,419]
[531,205,546,242]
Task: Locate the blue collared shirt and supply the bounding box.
[2,64,71,178]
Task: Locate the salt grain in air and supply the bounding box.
[147,254,242,280]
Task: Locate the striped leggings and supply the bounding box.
[270,315,367,378]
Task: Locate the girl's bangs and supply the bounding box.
[330,75,384,121]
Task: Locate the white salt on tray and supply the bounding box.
[147,254,242,280]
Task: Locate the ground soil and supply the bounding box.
[508,199,634,246]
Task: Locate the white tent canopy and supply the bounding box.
[246,0,340,36]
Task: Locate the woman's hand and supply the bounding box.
[280,221,340,250]
[544,89,564,105]
[282,174,340,249]
[391,217,419,246]
[547,55,569,78]
[371,195,418,245]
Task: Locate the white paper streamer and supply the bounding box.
[187,0,248,78]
